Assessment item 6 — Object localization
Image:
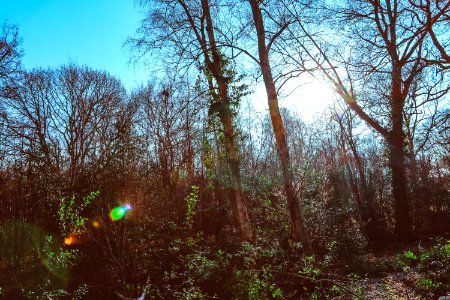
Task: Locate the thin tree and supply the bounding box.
[132,0,253,241]
[247,0,313,253]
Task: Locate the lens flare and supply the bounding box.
[92,220,100,228]
[64,236,74,245]
[110,204,132,221]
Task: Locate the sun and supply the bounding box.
[249,74,337,122]
[283,75,337,122]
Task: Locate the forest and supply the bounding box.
[0,0,449,299]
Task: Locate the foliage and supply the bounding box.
[416,240,450,294]
[1,2,449,298]
[397,239,450,297]
[57,191,100,236]
[185,185,200,229]
[41,235,78,277]
[399,250,418,267]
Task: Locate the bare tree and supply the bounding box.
[131,0,253,241]
[53,65,126,192]
[281,0,450,239]
[133,78,204,221]
[2,65,126,195]
[0,21,23,166]
[0,22,22,99]
[246,0,313,253]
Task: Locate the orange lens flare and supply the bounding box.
[64,236,75,245]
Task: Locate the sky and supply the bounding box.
[1,0,335,121]
[0,0,151,90]
[251,75,336,122]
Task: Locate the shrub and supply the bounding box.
[398,250,418,267]
[416,239,450,294]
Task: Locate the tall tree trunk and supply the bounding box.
[201,0,253,242]
[390,98,411,239]
[204,73,254,242]
[248,0,312,254]
[220,110,253,242]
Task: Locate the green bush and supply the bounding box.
[398,250,418,267]
[416,239,450,294]
[400,239,450,296]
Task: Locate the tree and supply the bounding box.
[132,0,253,241]
[53,65,126,193]
[282,0,450,239]
[1,70,60,223]
[1,65,126,198]
[246,0,313,253]
[0,21,22,170]
[0,21,22,99]
[133,78,204,222]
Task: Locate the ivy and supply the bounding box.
[185,186,200,229]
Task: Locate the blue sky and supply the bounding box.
[0,0,334,121]
[1,0,151,90]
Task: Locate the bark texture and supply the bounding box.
[390,75,411,239]
[200,0,253,242]
[248,0,312,254]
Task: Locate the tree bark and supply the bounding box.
[201,0,253,242]
[220,111,254,242]
[390,95,411,239]
[248,0,312,254]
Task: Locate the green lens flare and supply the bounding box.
[110,204,132,221]
[110,207,125,221]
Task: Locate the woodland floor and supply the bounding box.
[1,239,450,299]
[353,240,450,300]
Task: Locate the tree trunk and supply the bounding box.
[390,98,411,240]
[336,113,366,226]
[249,0,312,254]
[204,73,254,242]
[201,0,253,242]
[220,111,254,242]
